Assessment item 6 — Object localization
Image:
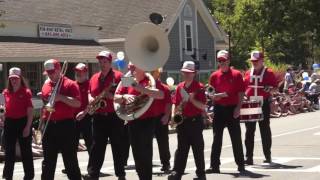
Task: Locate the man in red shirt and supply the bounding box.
[168,61,207,180]
[73,63,92,153]
[84,51,126,180]
[114,64,164,180]
[243,51,277,165]
[151,68,172,173]
[41,59,82,180]
[206,50,245,173]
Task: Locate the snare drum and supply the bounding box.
[239,100,263,123]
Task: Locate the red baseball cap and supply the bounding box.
[43,59,61,75]
[74,63,88,72]
[96,50,113,61]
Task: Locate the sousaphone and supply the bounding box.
[114,22,170,121]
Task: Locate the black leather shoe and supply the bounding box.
[193,174,206,180]
[205,167,220,174]
[118,176,126,180]
[82,174,99,180]
[161,165,171,173]
[168,171,182,180]
[245,158,253,165]
[238,166,246,173]
[263,157,272,163]
[61,169,67,174]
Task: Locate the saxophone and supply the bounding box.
[86,83,113,115]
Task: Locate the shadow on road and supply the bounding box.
[220,170,270,179]
[253,162,303,169]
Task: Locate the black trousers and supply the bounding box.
[210,105,244,168]
[87,113,126,177]
[245,99,272,160]
[173,116,205,177]
[129,118,155,180]
[154,114,171,167]
[41,120,81,180]
[3,117,34,180]
[75,114,93,155]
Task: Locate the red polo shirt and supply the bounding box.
[117,76,158,120]
[41,76,80,121]
[89,69,122,113]
[75,80,89,114]
[173,80,206,118]
[3,87,33,119]
[209,68,245,106]
[152,80,172,117]
[244,68,277,99]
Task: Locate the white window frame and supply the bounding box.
[184,20,194,56]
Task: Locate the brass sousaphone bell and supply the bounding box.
[114,22,170,121]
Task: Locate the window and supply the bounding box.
[184,21,193,55]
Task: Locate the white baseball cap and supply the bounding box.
[9,67,21,78]
[181,61,195,73]
[43,59,61,74]
[250,50,264,61]
[217,50,229,61]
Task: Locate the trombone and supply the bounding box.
[41,61,68,140]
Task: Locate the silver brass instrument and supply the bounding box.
[113,22,170,121]
[0,93,5,116]
[45,61,68,112]
[206,85,215,95]
[41,61,68,139]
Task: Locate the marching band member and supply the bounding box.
[85,51,126,180]
[1,67,34,180]
[41,59,82,180]
[114,64,164,180]
[206,50,245,173]
[151,68,172,173]
[243,50,277,165]
[73,63,93,153]
[168,61,207,180]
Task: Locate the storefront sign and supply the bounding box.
[38,24,72,39]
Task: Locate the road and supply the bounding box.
[1,110,320,180]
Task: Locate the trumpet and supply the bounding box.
[206,85,215,95]
[171,102,185,128]
[45,61,68,112]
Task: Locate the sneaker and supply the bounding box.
[245,158,253,165]
[61,169,67,174]
[168,171,182,180]
[205,167,220,174]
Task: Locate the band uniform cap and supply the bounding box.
[250,50,264,61]
[9,67,21,78]
[96,50,113,61]
[74,63,88,72]
[43,59,61,74]
[217,50,229,61]
[181,61,195,73]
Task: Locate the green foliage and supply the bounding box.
[207,0,320,68]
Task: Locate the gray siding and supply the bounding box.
[197,11,215,70]
[164,19,181,70]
